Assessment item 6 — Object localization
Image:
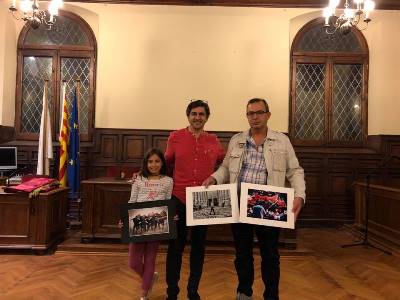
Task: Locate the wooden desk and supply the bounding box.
[81,177,130,241]
[0,187,68,252]
[81,178,297,249]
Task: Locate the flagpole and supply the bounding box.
[43,80,49,175]
[76,79,81,121]
[60,80,67,136]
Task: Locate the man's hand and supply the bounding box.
[292,197,304,222]
[202,176,217,188]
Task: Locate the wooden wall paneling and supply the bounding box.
[122,134,146,161]
[328,172,355,221]
[300,172,325,221]
[100,134,118,161]
[354,182,400,249]
[2,129,400,228]
[0,126,15,143]
[152,135,168,152]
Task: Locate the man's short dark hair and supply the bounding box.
[186,100,210,118]
[247,98,270,113]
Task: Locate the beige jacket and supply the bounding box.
[212,129,306,201]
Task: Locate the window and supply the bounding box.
[289,19,368,146]
[15,11,96,142]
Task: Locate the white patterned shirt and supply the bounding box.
[129,176,173,203]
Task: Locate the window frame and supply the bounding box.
[15,10,97,142]
[289,18,369,147]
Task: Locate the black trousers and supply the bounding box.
[231,223,280,300]
[166,197,207,299]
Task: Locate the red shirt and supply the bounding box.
[165,128,225,203]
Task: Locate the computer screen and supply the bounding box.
[0,147,17,170]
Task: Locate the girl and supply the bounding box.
[128,148,173,300]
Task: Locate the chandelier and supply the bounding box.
[9,0,63,29]
[323,0,375,35]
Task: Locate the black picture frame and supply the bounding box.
[120,199,176,243]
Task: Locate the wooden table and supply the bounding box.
[0,187,68,253]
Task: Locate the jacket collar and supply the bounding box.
[239,128,278,143]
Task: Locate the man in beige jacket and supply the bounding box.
[203,98,305,300]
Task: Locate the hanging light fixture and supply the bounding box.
[323,0,375,35]
[8,0,63,29]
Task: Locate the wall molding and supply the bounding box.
[66,0,400,10]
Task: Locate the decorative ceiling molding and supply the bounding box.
[65,0,400,10]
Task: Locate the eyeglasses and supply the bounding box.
[246,110,268,117]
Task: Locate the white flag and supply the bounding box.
[59,82,66,139]
[37,85,53,176]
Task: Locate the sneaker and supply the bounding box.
[139,297,147,300]
[147,272,159,296]
[236,292,253,300]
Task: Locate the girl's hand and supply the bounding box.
[173,215,179,221]
[117,220,123,228]
[128,172,139,184]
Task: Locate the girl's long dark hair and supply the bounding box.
[140,148,167,178]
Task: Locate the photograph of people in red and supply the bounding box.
[246,189,288,222]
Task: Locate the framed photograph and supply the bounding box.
[239,183,295,229]
[120,199,176,243]
[186,183,239,226]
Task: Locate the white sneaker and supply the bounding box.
[147,271,159,296]
[236,292,253,300]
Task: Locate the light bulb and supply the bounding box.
[48,2,59,16]
[344,8,355,19]
[364,0,375,11]
[20,0,33,13]
[329,0,340,8]
[52,0,63,8]
[323,7,333,26]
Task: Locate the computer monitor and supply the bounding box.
[0,147,17,174]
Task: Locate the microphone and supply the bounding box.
[378,155,400,168]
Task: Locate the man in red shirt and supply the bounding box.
[165,100,225,300]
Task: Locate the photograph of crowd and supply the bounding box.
[246,189,287,221]
[128,206,169,236]
[240,183,294,229]
[192,189,232,219]
[186,184,239,226]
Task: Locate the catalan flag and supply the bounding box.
[58,83,69,187]
[67,87,80,198]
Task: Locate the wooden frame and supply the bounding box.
[289,18,369,147]
[15,10,97,142]
[120,199,177,243]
